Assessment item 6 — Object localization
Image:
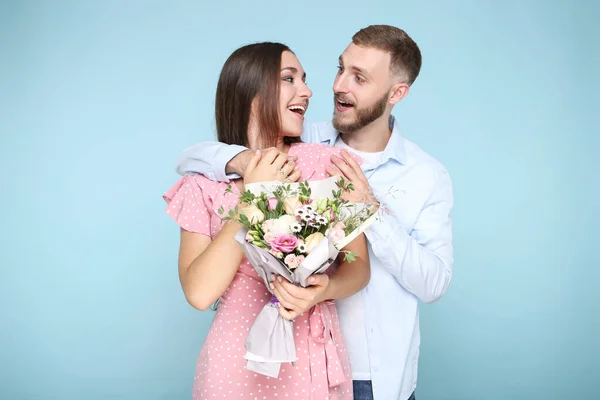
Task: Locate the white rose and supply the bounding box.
[261,219,274,233]
[283,196,301,215]
[240,204,265,224]
[269,215,297,236]
[304,232,325,254]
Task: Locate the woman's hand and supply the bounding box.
[243,148,301,186]
[271,274,331,320]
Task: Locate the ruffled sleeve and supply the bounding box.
[163,175,212,236]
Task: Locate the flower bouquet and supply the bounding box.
[219,175,378,378]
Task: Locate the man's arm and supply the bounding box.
[175,121,320,180]
[175,142,247,181]
[330,151,453,304]
[365,169,454,303]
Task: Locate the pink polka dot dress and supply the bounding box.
[163,143,362,399]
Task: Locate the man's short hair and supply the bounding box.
[352,25,422,85]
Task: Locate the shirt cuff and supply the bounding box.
[365,211,396,243]
[211,144,247,182]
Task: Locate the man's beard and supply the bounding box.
[332,91,388,133]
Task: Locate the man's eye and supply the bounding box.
[356,76,365,83]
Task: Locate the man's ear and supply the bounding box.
[389,82,410,105]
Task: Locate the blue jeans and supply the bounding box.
[352,380,415,400]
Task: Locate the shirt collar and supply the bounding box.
[320,114,407,165]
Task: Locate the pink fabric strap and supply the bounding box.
[308,301,347,389]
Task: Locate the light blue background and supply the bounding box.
[1,1,598,399]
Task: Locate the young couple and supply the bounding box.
[164,25,454,400]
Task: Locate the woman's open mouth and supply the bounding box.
[288,104,307,119]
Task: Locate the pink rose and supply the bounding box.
[263,232,276,244]
[327,227,346,244]
[284,254,299,269]
[270,234,298,253]
[334,221,346,231]
[327,221,346,244]
[268,197,278,210]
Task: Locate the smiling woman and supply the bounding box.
[214,43,308,149]
[162,42,371,399]
[278,53,311,138]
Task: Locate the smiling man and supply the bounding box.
[175,25,454,400]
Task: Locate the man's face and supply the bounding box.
[332,43,392,133]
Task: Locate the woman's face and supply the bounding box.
[278,51,312,138]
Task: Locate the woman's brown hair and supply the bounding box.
[215,42,300,148]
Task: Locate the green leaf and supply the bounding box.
[343,250,357,262]
[276,199,284,213]
[257,200,267,212]
[267,210,279,220]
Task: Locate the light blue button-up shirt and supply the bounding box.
[176,115,454,400]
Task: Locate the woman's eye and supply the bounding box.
[283,76,294,83]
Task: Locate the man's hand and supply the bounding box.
[270,274,330,320]
[238,148,301,185]
[226,149,257,176]
[327,150,379,209]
